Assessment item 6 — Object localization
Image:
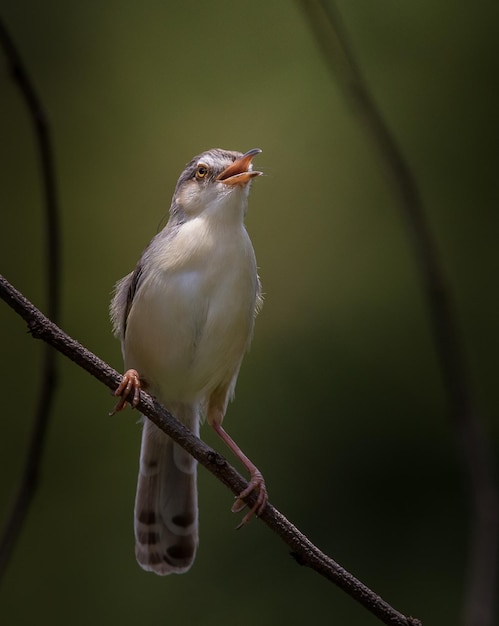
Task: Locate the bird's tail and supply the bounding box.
[134,405,199,575]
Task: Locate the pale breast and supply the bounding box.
[124,218,258,404]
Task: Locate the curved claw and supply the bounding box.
[109,369,141,415]
[232,468,268,529]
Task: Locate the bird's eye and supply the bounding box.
[195,165,209,180]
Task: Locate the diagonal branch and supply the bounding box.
[0,16,61,581]
[0,273,421,626]
[297,2,498,625]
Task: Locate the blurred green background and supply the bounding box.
[1,2,498,625]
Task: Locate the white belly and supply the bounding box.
[124,219,258,405]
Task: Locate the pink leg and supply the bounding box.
[109,368,141,415]
[211,421,268,527]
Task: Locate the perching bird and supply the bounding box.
[110,148,266,575]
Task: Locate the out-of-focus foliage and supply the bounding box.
[0,2,497,625]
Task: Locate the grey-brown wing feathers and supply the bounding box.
[110,262,144,340]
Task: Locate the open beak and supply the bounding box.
[217,148,262,186]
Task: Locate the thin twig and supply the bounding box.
[0,274,421,626]
[0,17,61,580]
[297,2,498,625]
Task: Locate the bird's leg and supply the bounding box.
[109,368,141,415]
[208,392,268,526]
[211,421,268,526]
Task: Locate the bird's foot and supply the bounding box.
[232,468,268,528]
[109,368,141,415]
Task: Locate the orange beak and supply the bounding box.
[217,148,262,186]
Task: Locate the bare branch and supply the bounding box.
[297,2,498,625]
[0,16,61,581]
[0,274,421,626]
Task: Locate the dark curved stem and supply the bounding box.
[0,16,61,581]
[297,2,498,625]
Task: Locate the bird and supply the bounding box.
[109,147,267,575]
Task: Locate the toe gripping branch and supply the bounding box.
[110,368,141,415]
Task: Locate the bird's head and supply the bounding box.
[171,148,262,222]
